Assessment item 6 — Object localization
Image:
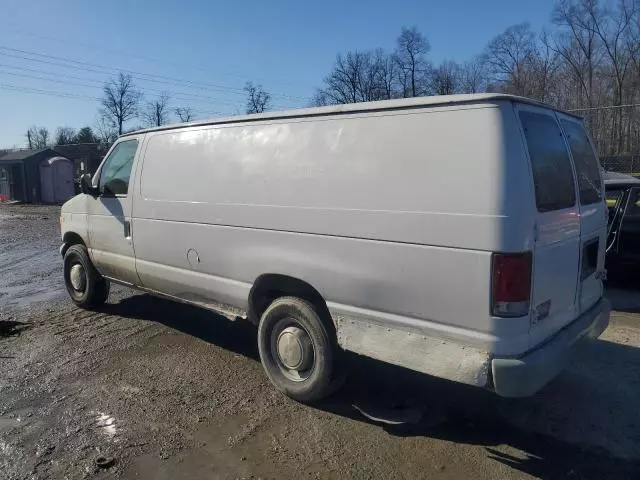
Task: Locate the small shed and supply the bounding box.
[0,148,75,203]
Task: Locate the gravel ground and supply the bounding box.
[1,204,640,479]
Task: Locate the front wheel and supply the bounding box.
[63,245,110,308]
[257,297,337,403]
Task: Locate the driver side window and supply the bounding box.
[99,140,138,196]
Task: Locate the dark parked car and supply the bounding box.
[604,171,640,271]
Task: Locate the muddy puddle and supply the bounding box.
[0,205,64,311]
[0,246,63,310]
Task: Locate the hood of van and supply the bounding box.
[61,194,88,215]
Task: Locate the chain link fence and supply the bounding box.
[600,155,640,177]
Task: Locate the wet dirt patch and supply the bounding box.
[0,204,65,311]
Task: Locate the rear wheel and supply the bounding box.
[257,296,337,403]
[63,244,110,308]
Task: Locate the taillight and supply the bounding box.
[492,252,532,317]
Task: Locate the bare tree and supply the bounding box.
[54,127,76,146]
[100,72,143,135]
[628,0,640,75]
[36,127,49,148]
[551,0,603,109]
[394,26,430,97]
[358,51,386,101]
[525,31,562,103]
[309,2,640,156]
[460,57,490,93]
[313,50,394,105]
[429,60,462,95]
[549,0,640,154]
[375,49,399,100]
[26,126,49,149]
[623,0,640,153]
[175,106,195,122]
[143,93,171,127]
[310,90,331,107]
[587,0,637,152]
[484,23,538,97]
[244,82,271,114]
[95,116,119,144]
[314,52,365,105]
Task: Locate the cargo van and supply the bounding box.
[60,94,611,402]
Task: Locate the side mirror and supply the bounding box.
[80,173,98,196]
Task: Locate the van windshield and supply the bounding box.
[561,120,603,205]
[519,111,576,212]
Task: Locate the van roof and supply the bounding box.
[122,93,582,137]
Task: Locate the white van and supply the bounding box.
[60,94,610,402]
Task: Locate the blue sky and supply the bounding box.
[0,0,556,147]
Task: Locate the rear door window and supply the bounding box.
[519,111,576,212]
[560,120,602,205]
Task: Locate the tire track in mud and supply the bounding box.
[51,312,112,335]
[37,306,84,325]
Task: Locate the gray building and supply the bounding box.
[0,149,75,203]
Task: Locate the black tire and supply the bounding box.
[63,244,110,308]
[257,296,337,403]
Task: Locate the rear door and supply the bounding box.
[557,115,606,313]
[516,105,580,346]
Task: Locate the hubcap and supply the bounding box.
[276,326,313,371]
[69,264,86,292]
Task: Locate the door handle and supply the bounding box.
[124,220,131,238]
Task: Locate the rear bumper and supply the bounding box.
[491,297,611,397]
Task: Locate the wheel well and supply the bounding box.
[62,232,85,256]
[248,274,332,327]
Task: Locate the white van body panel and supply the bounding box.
[135,105,533,251]
[133,103,533,356]
[60,94,610,395]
